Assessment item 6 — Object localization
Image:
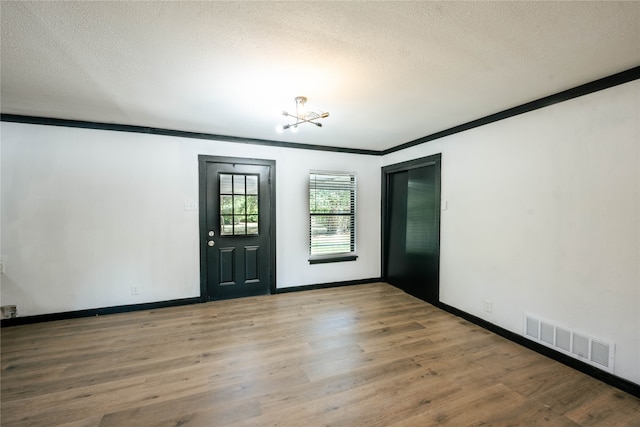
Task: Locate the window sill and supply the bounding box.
[309,254,358,264]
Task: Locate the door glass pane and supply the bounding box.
[246,195,258,214]
[246,175,258,195]
[233,215,246,234]
[233,175,245,194]
[220,174,233,194]
[233,195,246,214]
[220,195,233,215]
[220,215,233,235]
[247,215,258,235]
[219,173,259,236]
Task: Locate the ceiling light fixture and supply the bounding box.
[276,96,329,133]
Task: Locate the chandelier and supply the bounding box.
[276,96,329,133]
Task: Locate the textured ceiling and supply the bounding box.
[1,1,639,151]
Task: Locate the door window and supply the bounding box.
[219,174,259,235]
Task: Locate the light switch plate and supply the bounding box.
[484,299,493,313]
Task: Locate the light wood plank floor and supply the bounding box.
[2,283,639,426]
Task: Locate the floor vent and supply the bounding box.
[523,314,615,373]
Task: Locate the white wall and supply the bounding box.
[0,123,381,316]
[383,80,640,385]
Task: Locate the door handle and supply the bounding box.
[208,240,215,247]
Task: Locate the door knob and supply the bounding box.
[208,240,215,247]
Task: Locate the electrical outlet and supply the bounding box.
[131,285,139,295]
[184,201,198,211]
[483,299,493,313]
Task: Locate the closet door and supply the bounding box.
[383,155,441,304]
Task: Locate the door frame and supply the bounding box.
[381,153,442,302]
[198,155,276,302]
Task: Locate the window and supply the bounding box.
[219,173,259,235]
[309,171,357,263]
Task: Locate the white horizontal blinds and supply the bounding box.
[309,172,356,256]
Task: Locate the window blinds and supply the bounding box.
[309,171,356,258]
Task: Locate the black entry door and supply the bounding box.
[199,157,275,301]
[383,155,441,304]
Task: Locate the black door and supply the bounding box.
[199,156,275,300]
[382,155,441,304]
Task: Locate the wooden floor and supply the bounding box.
[2,283,639,426]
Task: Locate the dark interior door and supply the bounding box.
[200,158,274,301]
[383,155,441,304]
